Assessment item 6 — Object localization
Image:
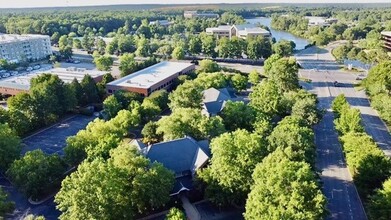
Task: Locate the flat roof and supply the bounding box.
[0,67,107,91]
[0,34,49,44]
[107,61,194,89]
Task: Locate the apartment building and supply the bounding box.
[206,24,271,39]
[0,34,52,63]
[184,11,219,19]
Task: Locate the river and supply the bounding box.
[246,17,310,50]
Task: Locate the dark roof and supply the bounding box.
[143,136,210,175]
[202,88,233,115]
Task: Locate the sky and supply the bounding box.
[0,0,387,9]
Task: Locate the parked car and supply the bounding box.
[333,81,339,87]
[73,60,81,64]
[26,67,33,71]
[33,65,41,70]
[10,71,18,76]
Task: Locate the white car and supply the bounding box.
[26,67,33,71]
[33,65,41,70]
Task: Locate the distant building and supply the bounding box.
[201,87,234,117]
[305,16,338,27]
[184,11,219,19]
[106,61,195,97]
[381,31,391,51]
[206,24,271,39]
[0,34,52,63]
[132,136,210,196]
[0,67,106,95]
[149,20,173,27]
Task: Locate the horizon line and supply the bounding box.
[0,2,390,10]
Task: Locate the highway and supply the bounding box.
[296,46,368,220]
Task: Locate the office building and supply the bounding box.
[184,11,219,19]
[0,34,52,63]
[0,67,106,95]
[106,61,195,96]
[206,24,271,39]
[305,16,338,27]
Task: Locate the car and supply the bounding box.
[26,67,33,71]
[33,65,41,70]
[10,71,18,76]
[356,77,363,80]
[73,60,81,64]
[0,70,6,74]
[3,73,10,78]
[333,81,339,87]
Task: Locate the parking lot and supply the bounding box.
[21,115,96,156]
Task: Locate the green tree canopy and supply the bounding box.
[368,177,391,220]
[0,123,21,170]
[244,149,327,220]
[7,150,66,198]
[199,129,269,206]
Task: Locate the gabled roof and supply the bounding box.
[141,136,210,175]
[202,88,232,115]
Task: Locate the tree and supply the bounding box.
[198,59,220,73]
[200,34,217,57]
[248,69,260,85]
[80,75,99,105]
[0,187,14,217]
[291,98,320,126]
[272,40,295,57]
[171,46,185,60]
[265,56,299,92]
[332,94,349,117]
[0,123,21,170]
[7,150,66,198]
[23,214,45,220]
[168,82,202,110]
[56,144,174,219]
[244,149,327,220]
[231,74,247,92]
[221,101,255,131]
[165,208,186,220]
[69,78,83,106]
[334,107,364,134]
[249,80,285,117]
[157,108,224,141]
[103,95,122,119]
[368,178,391,220]
[268,116,315,164]
[119,53,137,77]
[81,34,94,51]
[135,37,150,57]
[263,54,281,73]
[118,35,135,54]
[247,36,272,59]
[199,129,269,206]
[188,36,202,55]
[94,56,113,71]
[142,121,162,144]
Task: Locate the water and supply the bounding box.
[246,17,310,50]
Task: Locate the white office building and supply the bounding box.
[0,34,52,63]
[206,24,271,39]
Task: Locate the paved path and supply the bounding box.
[296,45,367,220]
[180,195,200,220]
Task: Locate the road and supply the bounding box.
[296,46,368,220]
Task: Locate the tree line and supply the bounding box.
[332,94,391,219]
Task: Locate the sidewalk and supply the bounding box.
[180,195,200,220]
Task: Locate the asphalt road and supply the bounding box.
[296,46,368,220]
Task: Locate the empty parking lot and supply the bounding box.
[22,115,96,156]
